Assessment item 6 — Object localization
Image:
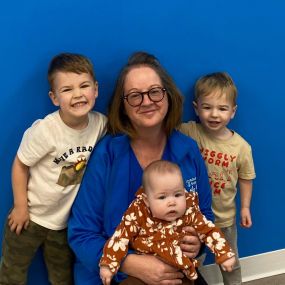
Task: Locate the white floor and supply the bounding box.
[199,249,285,285]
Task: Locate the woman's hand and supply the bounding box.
[180,226,201,258]
[121,254,184,285]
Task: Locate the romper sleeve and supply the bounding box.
[185,192,235,264]
[100,198,141,274]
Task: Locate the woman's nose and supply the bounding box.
[141,93,153,105]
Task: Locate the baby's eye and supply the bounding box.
[81,84,90,88]
[202,106,210,110]
[158,196,166,200]
[175,193,183,197]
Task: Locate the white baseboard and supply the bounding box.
[199,248,285,285]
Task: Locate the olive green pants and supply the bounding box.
[0,220,74,285]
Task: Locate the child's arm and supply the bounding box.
[8,155,30,235]
[100,266,113,285]
[220,256,236,272]
[239,178,253,228]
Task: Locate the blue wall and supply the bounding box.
[1,1,284,284]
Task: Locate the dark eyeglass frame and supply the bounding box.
[122,87,166,107]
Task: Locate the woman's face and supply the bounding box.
[123,66,169,133]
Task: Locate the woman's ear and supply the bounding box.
[49,91,60,106]
[142,193,149,207]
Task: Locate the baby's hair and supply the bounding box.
[47,53,96,90]
[142,160,182,193]
[194,72,237,105]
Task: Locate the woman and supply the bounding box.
[68,52,213,285]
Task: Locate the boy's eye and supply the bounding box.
[175,193,182,197]
[61,88,72,93]
[81,84,90,88]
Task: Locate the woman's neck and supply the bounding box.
[131,128,167,169]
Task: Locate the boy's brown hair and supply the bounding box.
[194,72,237,105]
[47,53,96,90]
[108,51,183,138]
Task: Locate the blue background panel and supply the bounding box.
[1,1,284,284]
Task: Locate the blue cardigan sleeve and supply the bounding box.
[68,137,111,273]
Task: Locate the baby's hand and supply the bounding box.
[221,256,236,272]
[100,266,113,285]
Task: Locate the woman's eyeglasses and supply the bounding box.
[122,87,166,107]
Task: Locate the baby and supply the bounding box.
[100,160,236,285]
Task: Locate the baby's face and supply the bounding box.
[145,172,186,222]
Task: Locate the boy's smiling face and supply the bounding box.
[49,71,98,129]
[194,90,237,139]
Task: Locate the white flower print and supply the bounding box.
[173,241,183,265]
[105,254,119,273]
[125,212,137,233]
[206,231,226,251]
[146,217,154,227]
[108,229,129,252]
[202,215,215,228]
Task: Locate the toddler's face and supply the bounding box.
[144,172,186,222]
[49,71,98,129]
[194,91,237,137]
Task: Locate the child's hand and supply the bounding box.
[100,266,113,285]
[240,207,252,228]
[221,256,236,272]
[8,206,30,235]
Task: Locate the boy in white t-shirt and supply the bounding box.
[0,53,107,285]
[179,72,256,285]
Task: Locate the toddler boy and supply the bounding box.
[179,72,256,285]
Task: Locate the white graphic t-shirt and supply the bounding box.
[17,111,107,230]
